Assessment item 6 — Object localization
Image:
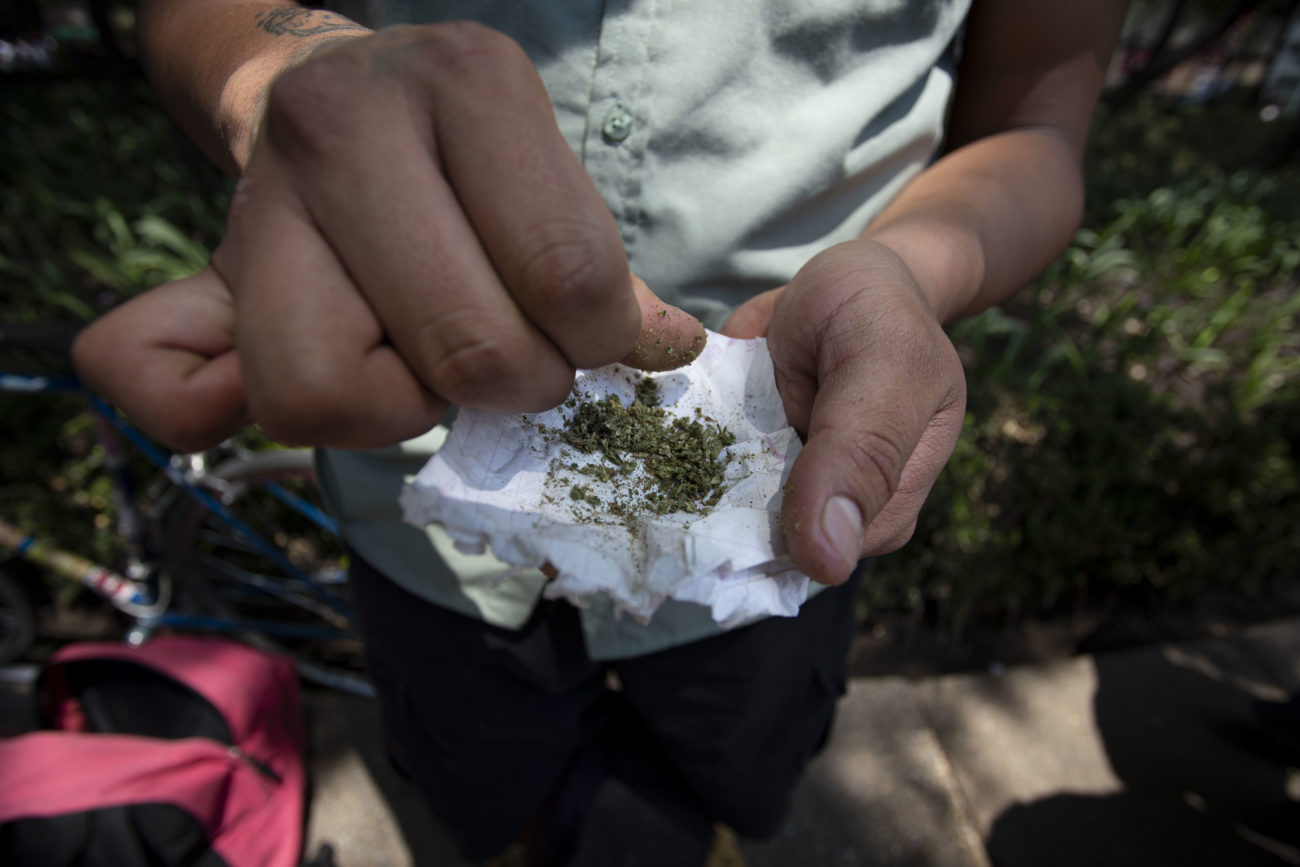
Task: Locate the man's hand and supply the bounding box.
[723,241,966,585]
[74,22,703,452]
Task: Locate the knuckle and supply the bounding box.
[245,364,343,445]
[840,429,907,502]
[869,520,919,557]
[428,335,572,410]
[420,328,523,406]
[515,229,623,315]
[416,20,528,79]
[264,63,341,146]
[263,57,372,154]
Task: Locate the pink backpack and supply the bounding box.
[0,636,306,867]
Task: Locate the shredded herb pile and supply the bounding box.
[553,376,735,517]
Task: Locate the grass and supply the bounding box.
[0,75,230,322]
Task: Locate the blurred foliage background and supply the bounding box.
[865,107,1300,647]
[1,53,232,566]
[1,0,1298,653]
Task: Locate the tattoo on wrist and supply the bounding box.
[255,8,369,38]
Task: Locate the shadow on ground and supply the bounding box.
[986,642,1300,867]
[303,689,471,867]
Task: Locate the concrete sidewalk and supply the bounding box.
[302,615,1300,867]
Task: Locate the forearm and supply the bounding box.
[862,125,1084,325]
[138,0,369,172]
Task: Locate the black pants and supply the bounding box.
[350,556,861,865]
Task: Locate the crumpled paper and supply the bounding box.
[399,330,810,627]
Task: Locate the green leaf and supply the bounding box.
[134,215,210,272]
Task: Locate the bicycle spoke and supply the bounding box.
[162,449,368,689]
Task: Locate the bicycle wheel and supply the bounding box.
[162,448,371,695]
[0,566,37,664]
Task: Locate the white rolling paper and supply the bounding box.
[399,331,811,627]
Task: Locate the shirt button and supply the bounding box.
[601,102,633,143]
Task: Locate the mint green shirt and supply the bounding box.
[317,0,970,660]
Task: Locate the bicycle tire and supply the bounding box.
[0,566,37,664]
[162,448,372,696]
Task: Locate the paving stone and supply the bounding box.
[303,690,470,867]
[920,657,1121,837]
[924,644,1300,867]
[1237,616,1300,694]
[0,666,38,738]
[741,676,989,867]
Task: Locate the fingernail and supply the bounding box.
[820,495,863,570]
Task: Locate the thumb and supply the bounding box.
[774,300,966,585]
[618,273,707,371]
[781,375,965,584]
[73,267,248,453]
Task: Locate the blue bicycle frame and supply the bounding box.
[0,369,353,642]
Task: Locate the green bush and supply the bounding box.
[0,76,229,322]
[867,102,1300,636]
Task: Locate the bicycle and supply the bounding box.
[0,321,372,696]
